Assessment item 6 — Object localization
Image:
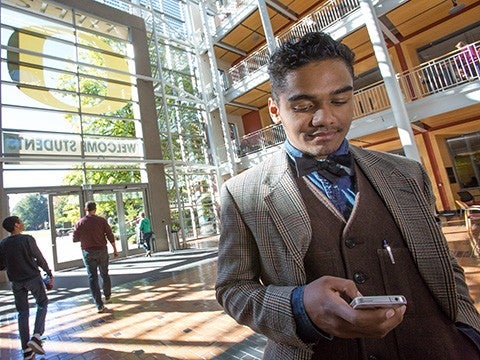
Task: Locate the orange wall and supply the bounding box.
[242,110,262,134]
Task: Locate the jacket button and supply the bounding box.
[368,355,379,360]
[345,238,356,248]
[353,272,368,284]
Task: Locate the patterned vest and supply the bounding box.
[297,165,478,360]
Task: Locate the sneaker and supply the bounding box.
[23,347,35,359]
[105,295,111,302]
[27,335,45,355]
[97,305,107,313]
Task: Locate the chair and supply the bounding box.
[455,200,480,256]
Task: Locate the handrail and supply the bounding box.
[218,41,479,160]
[397,41,480,101]
[227,0,360,86]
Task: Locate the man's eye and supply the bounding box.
[293,104,314,112]
[332,98,350,106]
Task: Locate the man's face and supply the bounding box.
[15,219,25,232]
[269,59,354,159]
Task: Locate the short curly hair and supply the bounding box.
[268,32,355,101]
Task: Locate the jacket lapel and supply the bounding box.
[264,150,312,271]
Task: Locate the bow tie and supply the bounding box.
[295,153,354,183]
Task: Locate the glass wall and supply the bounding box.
[1,0,144,188]
[139,0,219,240]
[1,0,220,241]
[447,132,480,189]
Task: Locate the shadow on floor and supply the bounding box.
[66,348,178,359]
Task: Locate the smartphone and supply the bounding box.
[350,295,407,309]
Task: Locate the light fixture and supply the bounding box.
[449,0,465,15]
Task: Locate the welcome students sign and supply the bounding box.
[3,133,142,158]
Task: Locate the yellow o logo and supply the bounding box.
[7,26,132,113]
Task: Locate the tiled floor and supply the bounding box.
[1,225,480,360]
[0,247,266,360]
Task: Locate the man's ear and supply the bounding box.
[268,97,282,124]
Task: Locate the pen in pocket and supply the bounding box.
[383,240,395,264]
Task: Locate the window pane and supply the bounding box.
[2,107,81,133]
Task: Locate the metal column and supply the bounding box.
[359,0,421,162]
[257,0,277,54]
[200,1,237,177]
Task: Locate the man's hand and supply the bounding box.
[303,276,406,339]
[43,274,54,290]
[46,276,54,290]
[110,241,119,258]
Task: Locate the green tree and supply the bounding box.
[12,194,48,231]
[59,34,139,186]
[53,195,80,230]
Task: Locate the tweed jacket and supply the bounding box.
[215,145,480,359]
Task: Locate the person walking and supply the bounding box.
[215,32,480,359]
[138,212,153,257]
[0,216,53,359]
[73,201,118,313]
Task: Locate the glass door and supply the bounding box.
[6,189,84,271]
[49,192,83,270]
[7,192,53,267]
[6,185,150,271]
[93,187,149,257]
[92,191,124,255]
[122,190,149,253]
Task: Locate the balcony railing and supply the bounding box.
[217,42,480,161]
[233,123,287,157]
[276,0,359,44]
[227,0,360,87]
[211,0,250,27]
[398,43,480,101]
[229,46,270,84]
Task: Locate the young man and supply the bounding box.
[73,201,118,313]
[0,216,53,359]
[215,32,480,359]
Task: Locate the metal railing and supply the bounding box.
[229,46,270,83]
[233,123,287,157]
[352,81,391,119]
[397,42,480,101]
[227,0,360,86]
[217,41,480,161]
[276,0,359,44]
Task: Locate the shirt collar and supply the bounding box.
[284,139,350,161]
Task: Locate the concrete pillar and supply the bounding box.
[359,0,421,162]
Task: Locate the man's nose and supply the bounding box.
[311,108,332,126]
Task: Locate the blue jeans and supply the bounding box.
[82,249,111,309]
[12,276,48,350]
[141,232,153,251]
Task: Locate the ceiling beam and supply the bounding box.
[215,41,247,56]
[227,101,259,111]
[411,122,428,133]
[379,20,399,44]
[265,0,298,21]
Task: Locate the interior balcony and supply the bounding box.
[213,43,480,175]
[207,0,407,104]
